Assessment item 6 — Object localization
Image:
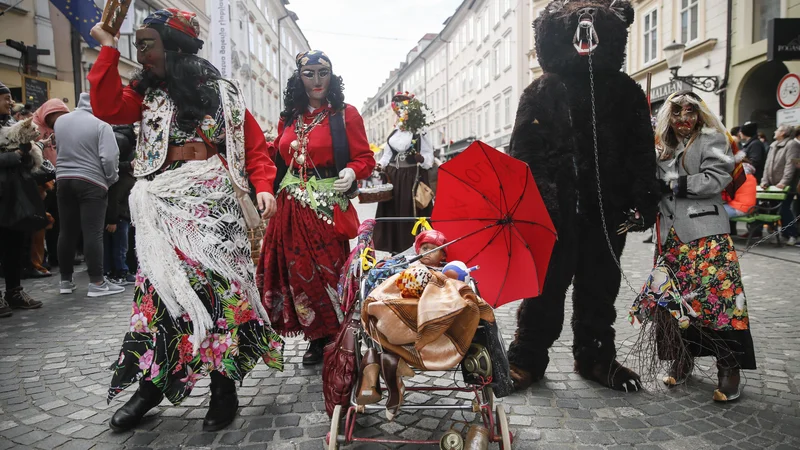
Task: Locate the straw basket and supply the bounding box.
[358,183,393,204]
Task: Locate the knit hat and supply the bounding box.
[0,81,10,96]
[414,229,447,255]
[740,121,758,137]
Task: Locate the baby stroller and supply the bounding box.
[323,219,514,449]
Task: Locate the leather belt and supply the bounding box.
[165,141,217,163]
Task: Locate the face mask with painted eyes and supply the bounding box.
[300,65,331,105]
[669,102,699,139]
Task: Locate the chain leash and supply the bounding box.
[588,53,641,296]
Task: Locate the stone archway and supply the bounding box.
[736,60,789,136]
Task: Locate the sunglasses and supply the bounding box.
[301,69,330,80]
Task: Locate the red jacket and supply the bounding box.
[87,46,276,194]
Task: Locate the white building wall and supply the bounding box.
[362,0,527,156]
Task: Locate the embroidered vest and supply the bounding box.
[133,79,251,192]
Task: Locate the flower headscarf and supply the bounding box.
[296,50,332,71]
[415,229,447,255]
[142,8,201,39]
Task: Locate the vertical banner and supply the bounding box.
[210,0,231,78]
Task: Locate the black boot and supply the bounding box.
[109,380,164,432]
[302,337,329,366]
[203,371,239,431]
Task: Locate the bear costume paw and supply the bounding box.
[575,359,642,392]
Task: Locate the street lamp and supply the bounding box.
[663,41,720,93]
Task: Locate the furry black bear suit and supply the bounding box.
[506,0,660,391]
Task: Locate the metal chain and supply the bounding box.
[588,52,641,296]
[738,214,800,257]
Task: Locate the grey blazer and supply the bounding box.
[657,129,734,246]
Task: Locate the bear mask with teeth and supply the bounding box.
[507,0,661,393]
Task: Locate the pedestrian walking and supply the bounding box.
[89,8,284,432]
[54,93,124,298]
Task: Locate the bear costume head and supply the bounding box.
[534,0,634,74]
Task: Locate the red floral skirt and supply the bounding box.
[256,191,349,341]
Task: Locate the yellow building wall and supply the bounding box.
[726,0,800,127]
[0,69,76,109]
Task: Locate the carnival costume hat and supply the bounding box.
[142,8,204,52]
[415,229,447,255]
[296,50,332,70]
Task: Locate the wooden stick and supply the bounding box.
[646,72,653,116]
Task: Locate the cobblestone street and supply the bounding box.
[1,202,799,449]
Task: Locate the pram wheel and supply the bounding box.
[326,404,342,450]
[496,405,512,450]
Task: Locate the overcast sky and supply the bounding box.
[288,0,463,111]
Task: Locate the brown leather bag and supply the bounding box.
[322,311,359,417]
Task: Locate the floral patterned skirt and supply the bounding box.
[256,191,348,341]
[108,162,284,405]
[655,229,756,369]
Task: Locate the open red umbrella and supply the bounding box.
[431,141,557,307]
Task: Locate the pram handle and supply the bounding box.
[374,217,431,223]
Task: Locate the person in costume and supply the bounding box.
[641,90,756,402]
[374,92,435,254]
[88,9,284,432]
[256,50,375,365]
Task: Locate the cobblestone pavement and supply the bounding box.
[1,201,799,449]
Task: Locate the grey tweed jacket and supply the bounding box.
[656,129,734,246]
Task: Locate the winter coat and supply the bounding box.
[657,128,734,245]
[761,137,800,191]
[54,93,119,189]
[105,126,136,224]
[740,136,767,182]
[723,173,757,214]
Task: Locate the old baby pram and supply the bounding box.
[323,218,514,449]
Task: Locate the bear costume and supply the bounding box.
[507,0,661,391]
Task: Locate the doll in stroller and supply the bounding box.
[324,222,514,449]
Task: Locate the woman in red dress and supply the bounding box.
[257,51,375,364]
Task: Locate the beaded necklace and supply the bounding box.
[290,109,329,185]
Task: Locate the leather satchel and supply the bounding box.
[414,179,434,210]
[322,310,359,417]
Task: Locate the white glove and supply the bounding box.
[333,168,356,193]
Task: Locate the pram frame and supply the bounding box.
[325,239,513,449]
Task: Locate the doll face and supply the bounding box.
[670,101,699,140]
[419,242,445,266]
[300,64,331,106]
[135,27,167,79]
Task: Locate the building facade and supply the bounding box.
[362,0,530,159]
[0,0,211,110]
[625,0,729,117]
[726,0,800,134]
[224,0,309,134]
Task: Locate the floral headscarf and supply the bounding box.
[295,50,332,71]
[142,8,201,39]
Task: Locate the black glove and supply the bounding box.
[617,209,648,235]
[659,180,672,195]
[18,142,32,152]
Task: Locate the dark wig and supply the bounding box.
[130,23,234,132]
[279,71,345,127]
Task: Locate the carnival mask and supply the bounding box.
[300,64,331,106]
[670,101,699,140]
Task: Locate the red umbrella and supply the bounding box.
[431,141,557,307]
